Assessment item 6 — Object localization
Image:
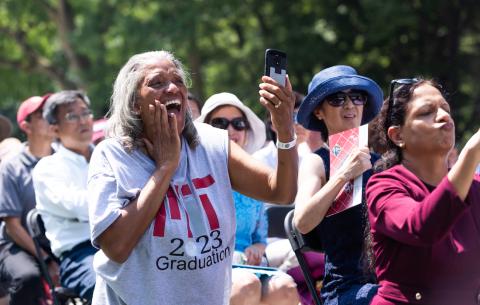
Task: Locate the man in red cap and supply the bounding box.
[0,94,58,305]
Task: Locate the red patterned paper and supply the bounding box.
[326,124,368,217]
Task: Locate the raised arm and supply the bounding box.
[447,128,480,199]
[293,153,328,233]
[95,102,180,263]
[229,75,297,204]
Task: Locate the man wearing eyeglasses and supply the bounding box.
[32,90,97,302]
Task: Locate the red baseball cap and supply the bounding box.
[16,94,52,128]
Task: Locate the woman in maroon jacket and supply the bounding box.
[366,79,480,305]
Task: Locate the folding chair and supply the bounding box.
[26,209,86,305]
[265,204,294,239]
[284,209,323,305]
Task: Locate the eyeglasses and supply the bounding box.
[210,117,248,131]
[325,91,368,107]
[64,109,93,123]
[388,78,419,108]
[387,78,419,125]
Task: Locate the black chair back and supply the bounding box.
[26,209,85,305]
[284,209,323,305]
[265,204,294,238]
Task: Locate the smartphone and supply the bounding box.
[264,49,287,87]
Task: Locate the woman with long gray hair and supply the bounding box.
[87,50,298,305]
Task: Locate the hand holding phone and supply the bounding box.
[264,49,287,87]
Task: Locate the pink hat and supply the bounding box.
[16,94,52,128]
[92,118,107,144]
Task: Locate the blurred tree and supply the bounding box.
[0,0,479,145]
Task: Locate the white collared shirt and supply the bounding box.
[33,144,91,257]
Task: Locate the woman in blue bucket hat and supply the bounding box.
[293,65,383,305]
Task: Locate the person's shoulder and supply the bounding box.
[366,165,407,205]
[34,145,74,172]
[0,145,26,170]
[33,154,58,177]
[302,151,324,164]
[35,150,56,165]
[368,165,415,192]
[94,137,124,152]
[91,137,132,163]
[300,151,325,172]
[371,164,405,178]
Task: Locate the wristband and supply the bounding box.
[276,134,297,150]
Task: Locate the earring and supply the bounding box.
[398,142,405,148]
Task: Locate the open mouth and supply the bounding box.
[165,99,182,113]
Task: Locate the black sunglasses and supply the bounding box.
[325,91,368,107]
[387,78,419,125]
[210,117,248,131]
[388,78,419,108]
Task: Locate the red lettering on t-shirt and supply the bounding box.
[153,175,219,237]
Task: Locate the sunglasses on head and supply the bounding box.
[387,78,419,125]
[388,78,419,108]
[210,117,248,131]
[325,90,368,107]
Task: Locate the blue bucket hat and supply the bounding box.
[297,65,383,132]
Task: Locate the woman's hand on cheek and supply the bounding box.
[143,100,181,172]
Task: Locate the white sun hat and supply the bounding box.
[196,92,266,154]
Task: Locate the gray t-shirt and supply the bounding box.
[88,123,236,305]
[0,145,39,247]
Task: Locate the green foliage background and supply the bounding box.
[1,0,479,145]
